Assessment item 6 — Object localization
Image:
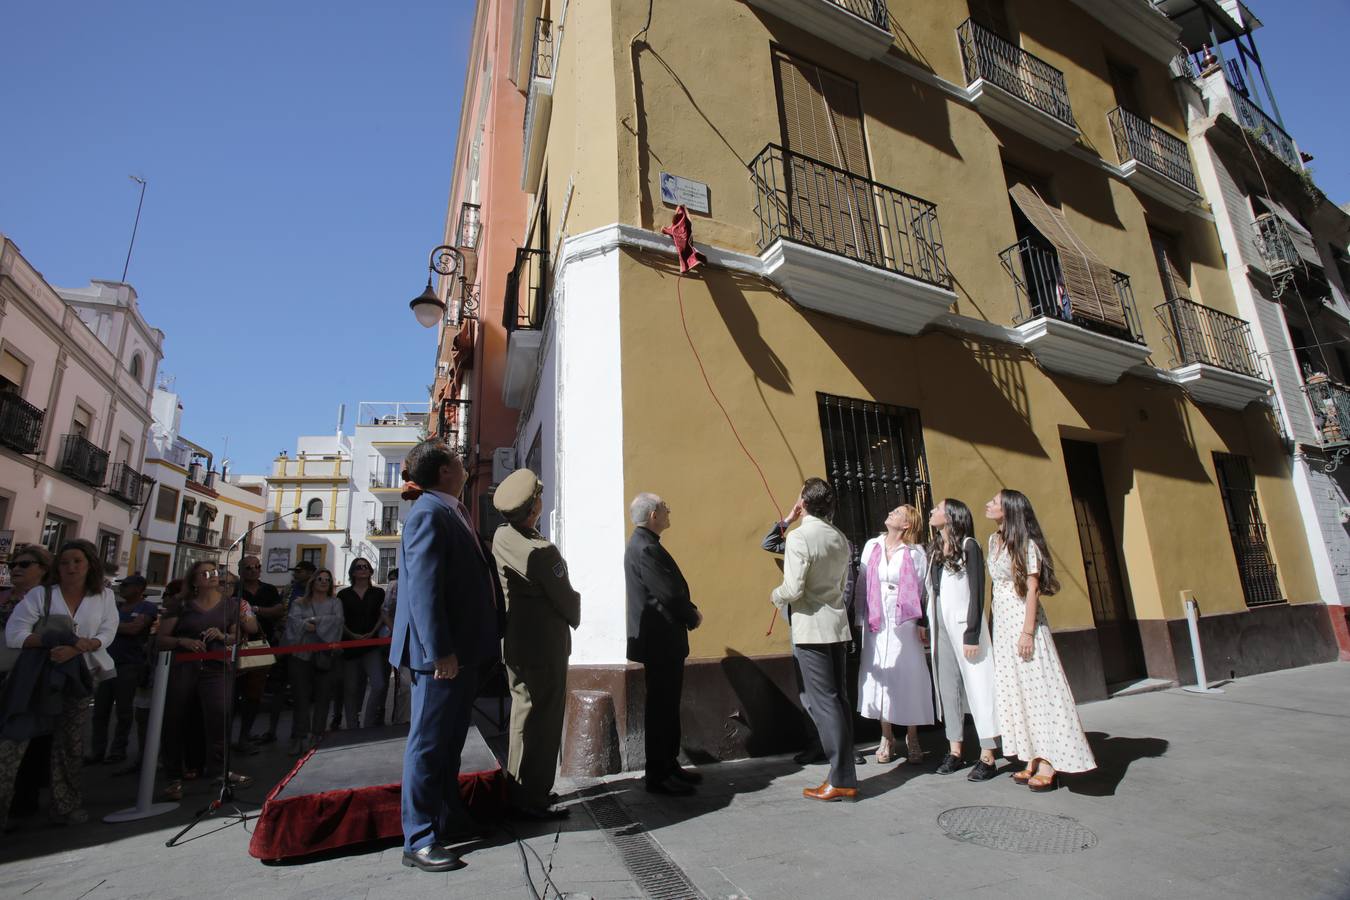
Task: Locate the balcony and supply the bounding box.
[1108,107,1199,211]
[958,19,1079,150]
[456,202,482,251]
[436,397,473,459]
[178,522,220,547]
[108,462,154,505]
[0,392,44,455]
[750,144,956,335]
[369,473,403,492]
[999,238,1151,383]
[1064,0,1181,64]
[367,520,402,541]
[58,434,110,487]
[1156,298,1269,409]
[743,0,891,60]
[1252,214,1330,300]
[521,17,554,193]
[1197,72,1302,172]
[503,247,549,408]
[1304,379,1350,449]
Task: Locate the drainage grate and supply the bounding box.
[578,785,705,900]
[937,806,1098,854]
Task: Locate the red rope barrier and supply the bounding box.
[173,636,392,663]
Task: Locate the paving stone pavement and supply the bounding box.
[0,663,1346,899]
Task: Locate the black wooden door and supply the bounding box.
[1062,440,1146,685]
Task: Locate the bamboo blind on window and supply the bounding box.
[1009,184,1125,328]
[774,49,869,176]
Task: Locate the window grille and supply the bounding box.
[1213,453,1283,606]
[817,393,931,557]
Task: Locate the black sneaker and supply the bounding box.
[935,753,968,775]
[967,759,998,782]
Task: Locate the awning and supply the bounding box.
[1009,184,1126,329]
[1255,196,1321,269]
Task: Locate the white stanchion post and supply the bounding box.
[1181,590,1224,695]
[104,649,181,822]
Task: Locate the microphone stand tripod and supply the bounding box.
[166,511,296,847]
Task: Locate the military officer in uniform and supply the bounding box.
[491,469,581,820]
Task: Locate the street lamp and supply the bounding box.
[410,245,480,329]
[410,245,458,329]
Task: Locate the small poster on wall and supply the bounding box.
[0,530,14,561]
[266,547,291,575]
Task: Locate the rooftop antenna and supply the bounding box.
[122,175,147,283]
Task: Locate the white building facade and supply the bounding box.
[135,386,269,587]
[0,236,162,573]
[1167,1,1350,654]
[262,433,354,587]
[348,402,426,584]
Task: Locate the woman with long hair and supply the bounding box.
[986,489,1095,790]
[338,557,387,729]
[156,560,257,801]
[2,539,119,826]
[283,568,343,754]
[854,504,934,765]
[926,500,999,781]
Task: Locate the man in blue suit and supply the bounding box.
[389,439,500,872]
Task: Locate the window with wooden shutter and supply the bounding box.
[772,48,879,264]
[1008,184,1125,329]
[1150,231,1190,302]
[969,0,1012,38]
[0,351,27,394]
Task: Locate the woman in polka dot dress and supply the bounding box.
[985,489,1095,791]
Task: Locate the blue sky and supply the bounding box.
[0,2,1344,475]
[0,1,472,474]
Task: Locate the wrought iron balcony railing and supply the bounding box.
[817,0,888,29]
[456,202,482,250]
[0,392,44,455]
[108,462,153,504]
[999,238,1143,344]
[503,247,549,331]
[1305,380,1350,448]
[750,143,951,289]
[1156,297,1263,378]
[178,522,220,546]
[58,434,110,487]
[529,17,553,82]
[1230,87,1300,171]
[958,19,1075,128]
[369,473,401,489]
[1252,213,1305,277]
[367,520,403,538]
[1108,107,1197,192]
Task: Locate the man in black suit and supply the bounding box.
[390,439,501,872]
[624,492,702,796]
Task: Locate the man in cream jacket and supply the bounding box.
[770,477,858,801]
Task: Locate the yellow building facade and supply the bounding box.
[466,0,1338,767]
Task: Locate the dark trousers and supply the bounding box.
[794,642,856,789]
[91,662,143,759]
[163,663,228,779]
[401,667,479,852]
[290,656,342,740]
[642,659,685,782]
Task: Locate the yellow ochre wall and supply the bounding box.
[616,254,1318,661]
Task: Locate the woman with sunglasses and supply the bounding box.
[1,545,51,634]
[339,557,387,730]
[156,561,257,801]
[2,539,119,826]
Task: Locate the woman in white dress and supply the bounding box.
[925,499,999,782]
[985,489,1096,791]
[855,504,934,764]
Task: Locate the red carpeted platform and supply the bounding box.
[248,723,504,861]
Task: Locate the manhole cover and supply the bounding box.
[937,806,1098,854]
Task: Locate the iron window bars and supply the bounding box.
[503,247,549,331]
[1212,452,1283,607]
[818,392,932,557]
[0,391,43,455]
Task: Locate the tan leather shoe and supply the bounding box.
[802,783,859,802]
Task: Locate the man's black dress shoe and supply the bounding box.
[645,776,695,796]
[669,766,703,785]
[510,803,571,821]
[854,752,867,766]
[936,753,968,775]
[402,845,465,872]
[967,759,998,782]
[793,747,827,765]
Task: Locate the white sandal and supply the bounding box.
[876,739,897,764]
